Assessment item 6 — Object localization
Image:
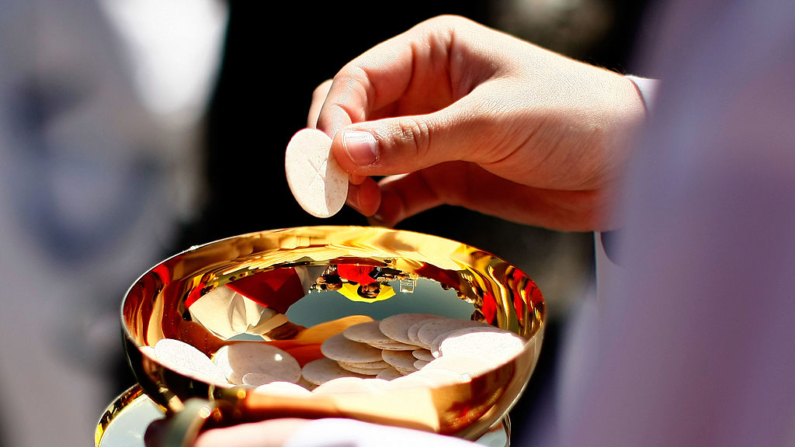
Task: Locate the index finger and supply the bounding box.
[315,17,461,139]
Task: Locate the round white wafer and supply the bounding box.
[394,366,416,376]
[253,381,312,397]
[381,350,418,372]
[338,359,391,370]
[424,354,492,377]
[413,360,429,370]
[343,321,392,345]
[412,349,434,362]
[321,333,383,363]
[412,367,467,387]
[154,339,228,386]
[242,372,280,387]
[302,358,368,385]
[312,377,383,395]
[214,343,301,385]
[368,341,418,351]
[140,346,158,360]
[297,377,317,391]
[383,374,437,390]
[438,328,526,365]
[285,128,348,218]
[379,314,442,345]
[416,319,492,349]
[407,319,442,347]
[429,326,507,358]
[375,367,403,380]
[337,362,387,376]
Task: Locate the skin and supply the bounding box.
[191,14,644,447]
[193,419,310,447]
[308,15,645,231]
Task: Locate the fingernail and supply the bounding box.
[343,130,378,166]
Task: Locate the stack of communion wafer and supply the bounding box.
[142,338,313,396]
[299,313,526,393]
[142,313,525,396]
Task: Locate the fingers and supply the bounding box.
[345,177,382,217]
[314,16,476,139]
[307,79,333,128]
[309,17,471,189]
[329,91,509,178]
[370,163,468,227]
[372,163,609,231]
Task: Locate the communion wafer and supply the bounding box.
[412,349,434,362]
[140,346,157,360]
[407,319,442,346]
[429,326,507,358]
[438,328,526,364]
[242,372,280,387]
[294,315,373,345]
[394,366,416,376]
[379,313,442,345]
[301,358,368,385]
[214,343,301,385]
[285,128,348,218]
[424,354,492,377]
[383,374,437,390]
[375,367,403,380]
[368,340,417,351]
[338,359,390,370]
[416,319,492,349]
[337,362,387,376]
[411,367,467,387]
[381,350,418,372]
[311,377,383,395]
[342,321,392,345]
[413,360,429,370]
[321,333,383,363]
[153,339,228,386]
[253,381,312,397]
[297,377,317,391]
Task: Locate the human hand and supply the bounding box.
[192,419,310,447]
[191,417,480,447]
[307,15,645,231]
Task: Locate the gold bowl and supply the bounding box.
[121,226,545,441]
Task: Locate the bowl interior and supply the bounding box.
[121,226,545,438]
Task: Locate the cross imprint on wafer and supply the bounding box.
[307,157,329,180]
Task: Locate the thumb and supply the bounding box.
[330,97,498,177]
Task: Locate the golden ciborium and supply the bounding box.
[96,226,545,446]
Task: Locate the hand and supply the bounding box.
[192,419,310,447]
[307,15,645,231]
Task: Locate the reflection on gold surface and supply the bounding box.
[120,226,545,439]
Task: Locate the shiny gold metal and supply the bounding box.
[94,385,512,447]
[95,385,165,447]
[120,226,545,442]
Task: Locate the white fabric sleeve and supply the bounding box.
[625,75,660,111]
[284,419,479,447]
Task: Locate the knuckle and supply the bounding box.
[425,14,467,28]
[312,79,332,100]
[395,117,432,159]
